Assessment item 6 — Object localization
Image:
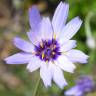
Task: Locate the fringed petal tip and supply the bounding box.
[58,1,69,9]
[66,50,89,64]
[59,81,68,89]
[44,81,52,88]
[81,55,89,64]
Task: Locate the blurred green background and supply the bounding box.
[0,0,96,96]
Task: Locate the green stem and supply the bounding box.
[85,12,94,38]
[33,76,40,96]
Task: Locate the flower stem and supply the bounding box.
[33,76,40,96]
[85,12,94,38]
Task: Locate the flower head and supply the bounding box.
[4,2,88,89]
[65,76,94,96]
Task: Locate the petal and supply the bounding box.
[40,62,52,87]
[4,52,33,64]
[52,2,69,39]
[65,85,83,96]
[66,49,89,63]
[59,17,82,43]
[28,6,41,31]
[13,37,34,53]
[60,40,77,52]
[41,17,53,40]
[51,64,68,89]
[55,55,76,73]
[27,56,41,72]
[27,30,42,45]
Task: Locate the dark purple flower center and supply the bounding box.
[35,39,61,62]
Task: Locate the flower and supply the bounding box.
[4,2,88,89]
[65,76,94,96]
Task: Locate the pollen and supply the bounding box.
[53,33,56,40]
[40,42,43,48]
[52,52,55,55]
[42,53,45,59]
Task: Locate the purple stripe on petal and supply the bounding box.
[4,52,33,64]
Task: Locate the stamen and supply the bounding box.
[52,60,55,64]
[46,60,48,64]
[32,52,36,55]
[42,53,45,59]
[53,45,56,49]
[40,42,43,48]
[53,33,56,39]
[35,39,60,62]
[52,52,55,55]
[61,52,67,55]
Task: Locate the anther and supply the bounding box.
[40,42,43,48]
[42,53,45,59]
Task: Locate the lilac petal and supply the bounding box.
[65,85,83,96]
[27,30,42,45]
[4,53,33,64]
[40,62,52,87]
[66,49,89,63]
[41,17,53,40]
[13,37,34,53]
[60,40,77,52]
[51,64,68,89]
[52,2,69,39]
[27,56,41,72]
[59,17,82,43]
[28,6,41,31]
[55,55,76,73]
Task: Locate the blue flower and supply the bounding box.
[4,2,88,89]
[65,76,94,96]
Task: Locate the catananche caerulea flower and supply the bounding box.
[65,76,94,96]
[4,2,88,89]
